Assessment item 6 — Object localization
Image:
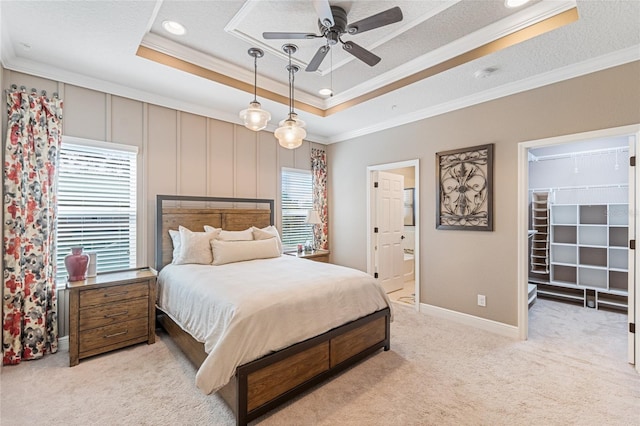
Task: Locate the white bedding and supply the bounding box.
[157,255,391,395]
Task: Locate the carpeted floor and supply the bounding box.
[1,298,639,425]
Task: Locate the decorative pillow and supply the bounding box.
[173,226,220,265]
[252,226,283,254]
[169,229,181,261]
[216,227,254,241]
[211,238,280,266]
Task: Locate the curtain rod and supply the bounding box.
[8,84,58,98]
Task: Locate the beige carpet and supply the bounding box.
[1,299,639,425]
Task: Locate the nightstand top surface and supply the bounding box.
[65,267,156,290]
[285,249,329,259]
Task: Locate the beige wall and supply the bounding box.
[387,166,415,188]
[1,69,320,271]
[328,61,640,326]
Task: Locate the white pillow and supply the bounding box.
[252,226,283,254]
[203,225,221,233]
[169,229,181,261]
[211,238,280,266]
[173,226,220,265]
[216,227,254,241]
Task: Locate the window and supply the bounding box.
[281,168,313,250]
[56,140,137,280]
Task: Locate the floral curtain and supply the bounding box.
[311,148,328,250]
[3,86,62,365]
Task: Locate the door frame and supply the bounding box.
[367,159,420,311]
[517,124,639,371]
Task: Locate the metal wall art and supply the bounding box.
[436,143,493,231]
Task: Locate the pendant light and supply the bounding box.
[275,44,306,149]
[239,48,271,131]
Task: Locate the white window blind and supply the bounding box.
[281,168,313,249]
[56,142,137,280]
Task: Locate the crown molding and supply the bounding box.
[328,46,640,143]
[140,32,322,108]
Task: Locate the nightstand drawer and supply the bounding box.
[80,282,149,308]
[68,268,156,366]
[79,318,149,353]
[79,297,148,331]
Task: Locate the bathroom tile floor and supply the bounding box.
[388,282,415,306]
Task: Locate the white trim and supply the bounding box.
[420,303,519,339]
[367,159,420,312]
[517,124,640,349]
[62,135,139,153]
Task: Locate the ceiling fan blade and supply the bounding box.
[262,32,317,39]
[313,0,334,28]
[306,45,330,72]
[342,41,381,67]
[346,6,403,35]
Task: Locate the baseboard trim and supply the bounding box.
[420,303,519,339]
[58,336,69,352]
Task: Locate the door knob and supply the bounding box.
[401,235,405,239]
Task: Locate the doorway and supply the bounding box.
[367,159,420,311]
[517,125,639,372]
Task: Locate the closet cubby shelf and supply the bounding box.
[547,203,629,311]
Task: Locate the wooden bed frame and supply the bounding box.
[155,195,391,425]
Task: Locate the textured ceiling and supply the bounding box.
[1,0,639,143]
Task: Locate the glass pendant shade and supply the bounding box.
[239,101,271,131]
[275,118,306,149]
[275,44,306,150]
[240,47,270,132]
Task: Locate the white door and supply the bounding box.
[373,171,405,293]
[628,135,637,366]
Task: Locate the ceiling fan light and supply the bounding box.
[275,119,306,149]
[239,101,271,131]
[504,0,530,8]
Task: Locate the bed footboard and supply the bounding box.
[157,307,391,426]
[222,307,391,425]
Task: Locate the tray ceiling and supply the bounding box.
[1,0,639,143]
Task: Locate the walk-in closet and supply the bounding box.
[527,136,630,312]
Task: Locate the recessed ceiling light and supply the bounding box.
[162,20,186,36]
[318,88,333,96]
[504,0,531,8]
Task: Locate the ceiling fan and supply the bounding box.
[262,0,403,72]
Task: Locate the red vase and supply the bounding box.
[65,247,90,281]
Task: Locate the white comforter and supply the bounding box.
[157,255,391,395]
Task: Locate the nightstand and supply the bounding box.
[286,249,330,263]
[67,268,156,366]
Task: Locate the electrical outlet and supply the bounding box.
[477,294,486,307]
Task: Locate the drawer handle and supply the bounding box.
[104,311,128,319]
[104,330,128,339]
[105,291,128,298]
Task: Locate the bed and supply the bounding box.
[155,195,391,425]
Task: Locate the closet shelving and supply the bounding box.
[543,203,629,311]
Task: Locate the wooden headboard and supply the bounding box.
[155,195,274,271]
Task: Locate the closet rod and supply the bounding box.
[530,146,629,161]
[529,183,628,192]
